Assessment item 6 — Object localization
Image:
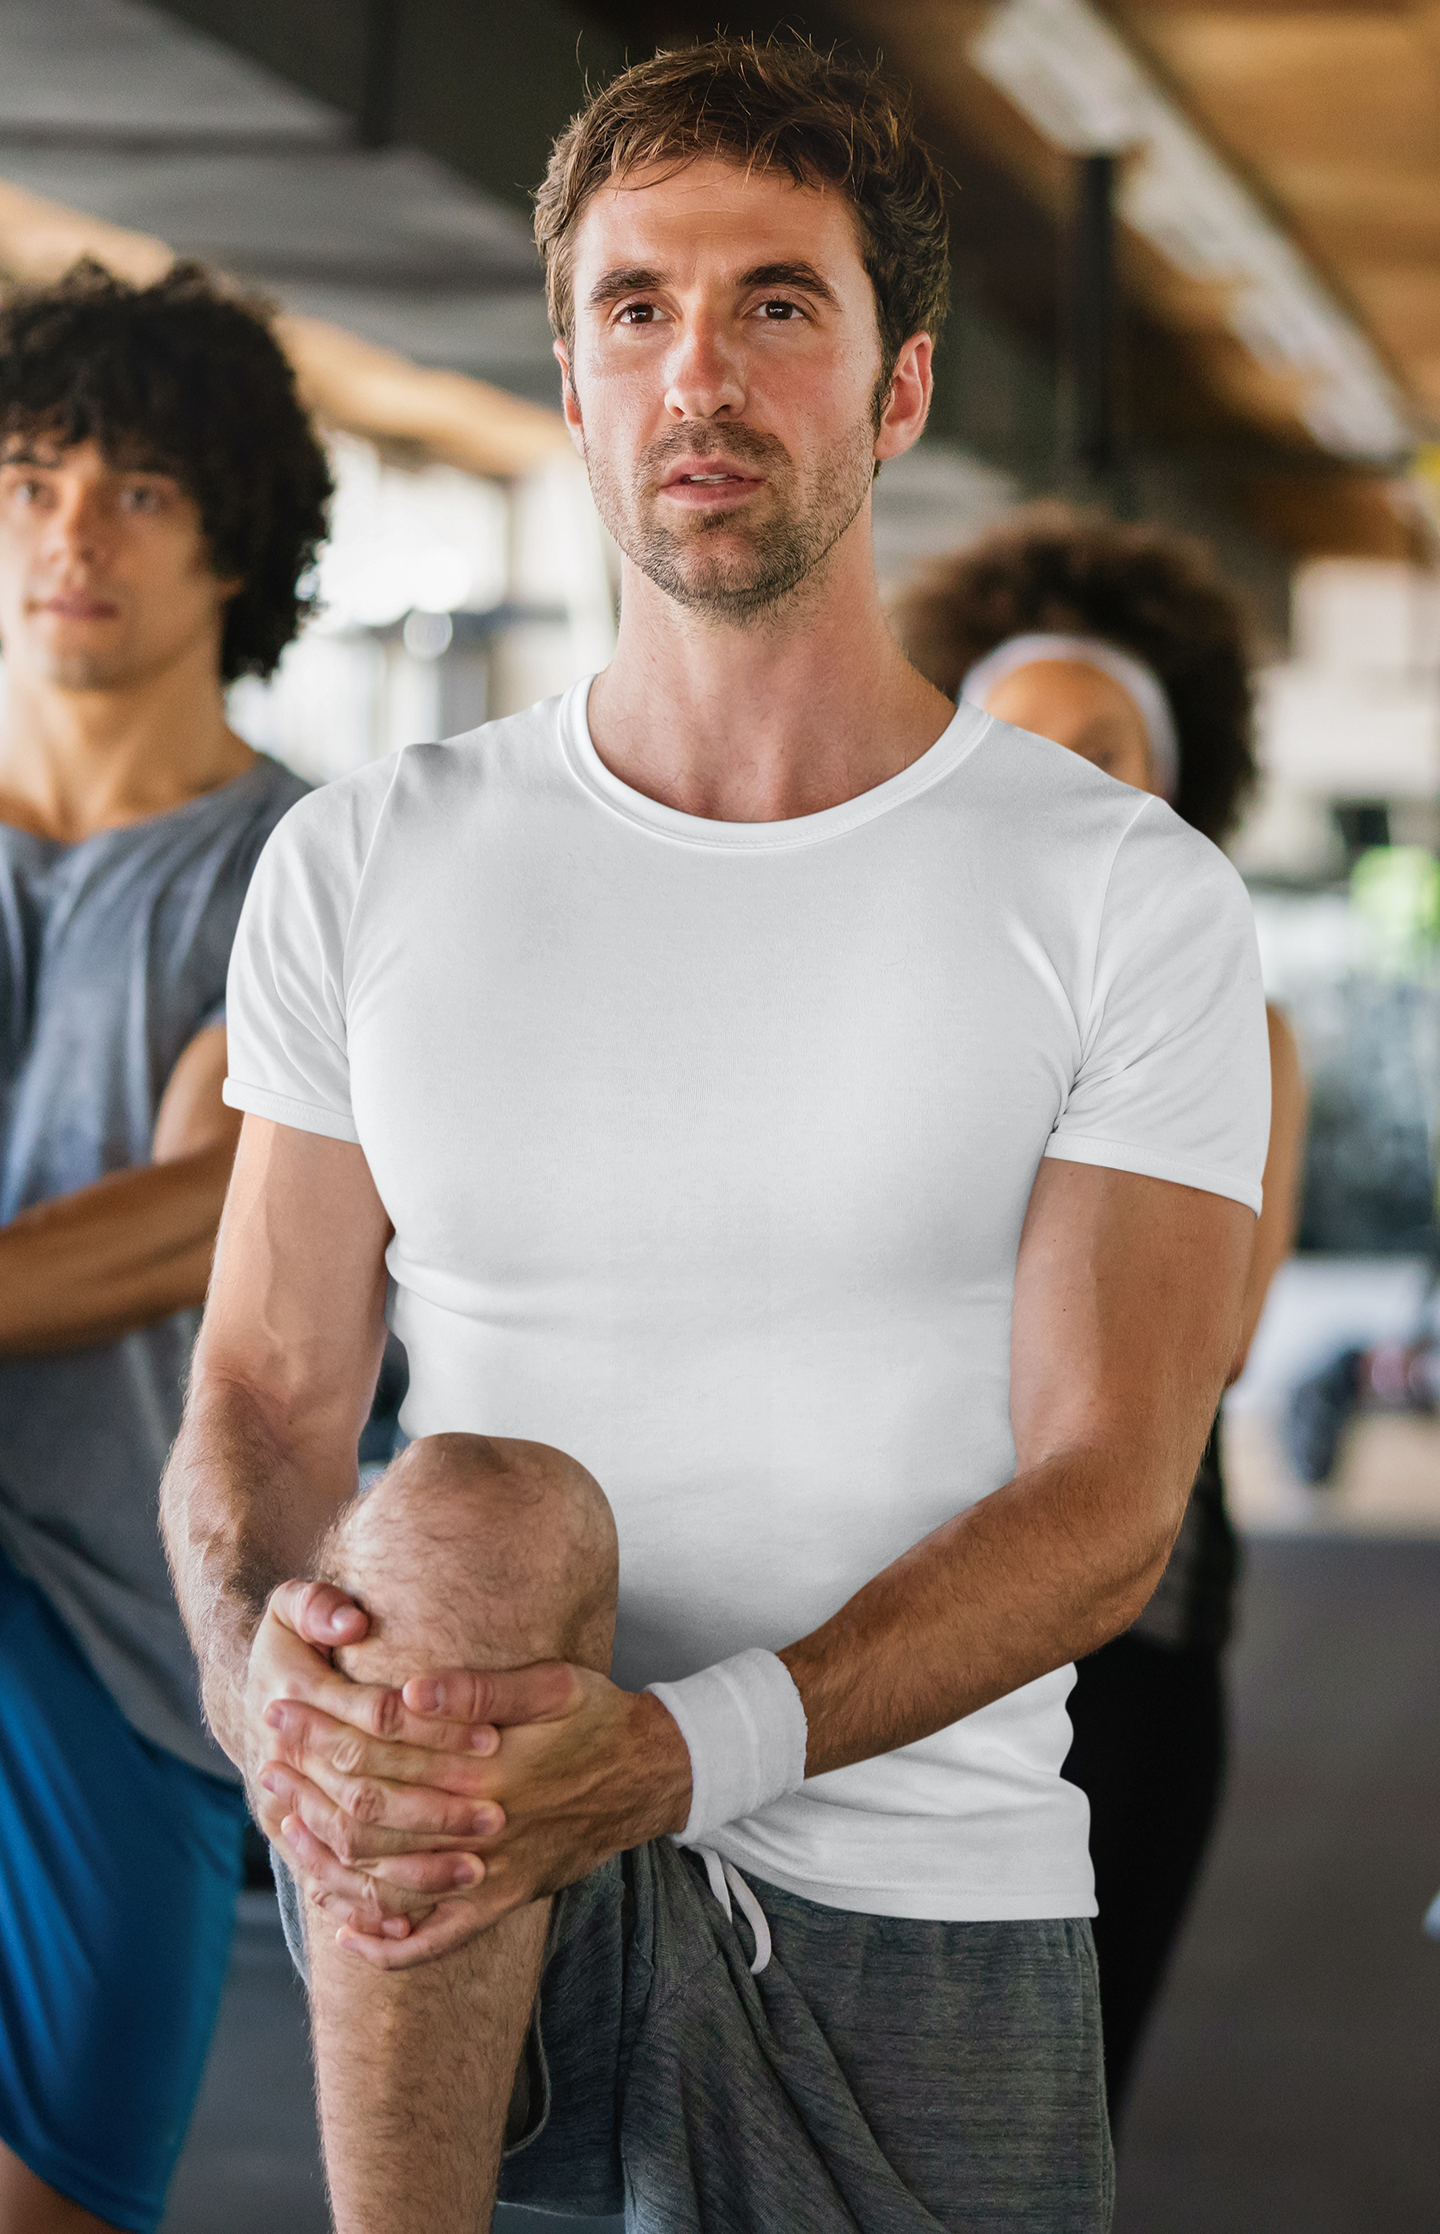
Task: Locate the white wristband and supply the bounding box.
[648,1650,809,1843]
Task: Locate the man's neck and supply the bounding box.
[0,643,255,844]
[587,513,955,823]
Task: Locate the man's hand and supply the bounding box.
[246,1580,516,1946]
[257,1620,691,1970]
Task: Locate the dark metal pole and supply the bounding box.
[358,0,402,151]
[1070,151,1118,482]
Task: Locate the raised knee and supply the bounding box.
[322,1433,617,1682]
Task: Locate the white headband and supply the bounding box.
[960,631,1180,802]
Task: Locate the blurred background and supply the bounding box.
[0,1,1436,2227]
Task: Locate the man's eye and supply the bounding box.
[121,486,162,512]
[759,300,802,320]
[616,304,657,326]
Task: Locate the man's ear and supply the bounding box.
[874,331,933,466]
[553,339,586,461]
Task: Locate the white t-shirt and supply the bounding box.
[225,680,1270,1921]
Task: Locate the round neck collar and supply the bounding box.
[0,752,283,857]
[559,677,990,851]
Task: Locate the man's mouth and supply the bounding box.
[660,464,764,501]
[31,590,119,620]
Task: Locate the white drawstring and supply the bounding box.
[693,1845,773,1975]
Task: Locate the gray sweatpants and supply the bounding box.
[279,1839,1113,2231]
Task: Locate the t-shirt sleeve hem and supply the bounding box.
[222,1078,360,1144]
[1043,1130,1262,1215]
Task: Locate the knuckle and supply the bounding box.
[345,1780,383,1825]
[371,1689,403,1738]
[330,1816,361,1864]
[332,1734,365,1776]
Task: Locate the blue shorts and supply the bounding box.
[0,1550,246,2230]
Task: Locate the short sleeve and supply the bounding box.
[222,761,397,1144]
[1044,800,1270,1214]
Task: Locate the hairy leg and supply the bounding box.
[0,2146,119,2234]
[303,1433,618,2234]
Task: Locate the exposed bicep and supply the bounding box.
[196,1116,393,1443]
[152,1023,241,1162]
[1009,1158,1254,1486]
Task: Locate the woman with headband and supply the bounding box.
[891,505,1307,2133]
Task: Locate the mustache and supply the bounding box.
[641,423,790,483]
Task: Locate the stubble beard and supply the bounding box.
[584,413,877,629]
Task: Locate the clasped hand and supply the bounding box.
[246,1580,689,1970]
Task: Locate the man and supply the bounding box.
[0,261,327,2232]
[164,38,1269,2234]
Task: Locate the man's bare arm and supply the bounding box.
[159,1115,394,1774]
[779,1158,1253,1773]
[0,1022,238,1354]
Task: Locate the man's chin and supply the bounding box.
[43,653,130,691]
[631,536,818,625]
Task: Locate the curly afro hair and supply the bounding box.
[889,503,1258,844]
[0,259,332,682]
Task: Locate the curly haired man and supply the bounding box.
[165,40,1269,2233]
[0,261,328,2233]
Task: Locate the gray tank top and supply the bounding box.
[0,754,307,1776]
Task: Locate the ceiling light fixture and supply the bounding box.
[970,0,1413,462]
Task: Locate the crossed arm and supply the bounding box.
[0,1023,239,1354]
[162,1112,1256,1967]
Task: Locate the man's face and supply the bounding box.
[0,434,237,691]
[557,156,908,625]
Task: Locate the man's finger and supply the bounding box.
[275,1814,423,1940]
[269,1576,369,1648]
[261,1698,501,1795]
[259,1635,498,1754]
[260,1757,498,1860]
[336,1896,491,1970]
[362,1848,487,1894]
[402,1659,578,1728]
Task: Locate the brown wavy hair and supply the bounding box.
[890,504,1258,843]
[534,35,950,413]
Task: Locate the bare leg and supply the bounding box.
[0,2146,119,2234]
[302,1433,617,2234]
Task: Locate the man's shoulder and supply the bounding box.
[954,713,1157,877]
[962,713,1238,893]
[246,693,575,920]
[293,691,571,840]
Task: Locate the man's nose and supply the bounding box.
[43,486,107,566]
[664,315,746,421]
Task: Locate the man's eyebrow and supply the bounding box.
[738,261,840,305]
[0,441,175,476]
[588,265,666,310]
[587,259,842,311]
